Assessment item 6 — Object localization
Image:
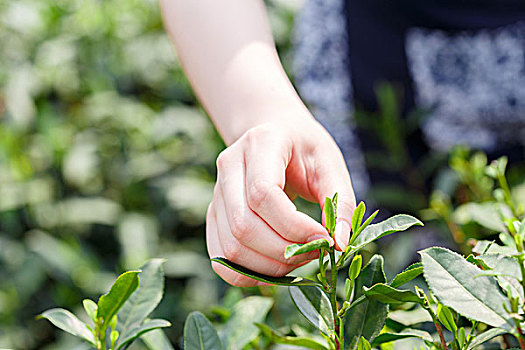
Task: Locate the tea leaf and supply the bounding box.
[357,337,371,350]
[364,284,424,305]
[345,255,388,350]
[284,239,331,259]
[97,270,140,331]
[289,286,334,336]
[467,327,508,349]
[345,278,354,301]
[38,308,95,345]
[472,240,516,256]
[221,296,273,349]
[477,254,522,281]
[351,202,366,237]
[183,312,222,350]
[348,255,362,281]
[351,215,423,251]
[255,323,328,350]
[82,299,97,323]
[141,329,175,350]
[324,197,335,235]
[371,329,433,346]
[211,257,320,286]
[420,247,513,330]
[117,259,165,347]
[117,320,170,349]
[437,304,457,333]
[390,262,423,288]
[457,327,466,348]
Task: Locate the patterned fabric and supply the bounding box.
[407,22,525,151]
[293,0,525,195]
[292,0,370,196]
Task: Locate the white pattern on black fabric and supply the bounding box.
[406,22,525,151]
[293,0,370,196]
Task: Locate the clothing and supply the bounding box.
[293,0,525,197]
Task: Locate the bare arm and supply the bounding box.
[160,0,310,144]
[161,0,356,286]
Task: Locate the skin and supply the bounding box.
[160,0,356,286]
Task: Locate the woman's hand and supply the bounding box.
[207,118,356,287]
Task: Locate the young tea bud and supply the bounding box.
[348,255,362,281]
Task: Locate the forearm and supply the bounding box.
[160,0,312,145]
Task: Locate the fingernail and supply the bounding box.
[309,234,334,247]
[334,220,350,250]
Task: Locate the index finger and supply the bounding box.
[243,136,331,244]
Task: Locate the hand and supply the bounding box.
[207,118,356,286]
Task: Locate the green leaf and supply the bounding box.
[332,193,338,217]
[351,202,366,237]
[453,202,507,232]
[353,210,379,241]
[141,329,175,350]
[388,307,432,326]
[363,283,424,305]
[117,259,165,348]
[467,328,508,349]
[351,215,423,251]
[345,278,354,301]
[183,312,221,350]
[255,323,328,350]
[211,257,319,286]
[97,270,140,331]
[457,327,466,348]
[289,286,334,336]
[83,299,97,323]
[358,336,371,350]
[324,197,335,234]
[371,329,433,346]
[348,255,362,281]
[38,308,95,345]
[285,239,331,259]
[390,262,423,288]
[420,247,513,330]
[221,296,273,349]
[116,319,171,350]
[345,255,388,350]
[437,304,457,333]
[477,254,522,281]
[472,240,517,256]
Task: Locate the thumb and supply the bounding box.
[315,165,356,251]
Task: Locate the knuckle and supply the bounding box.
[216,150,229,171]
[247,180,271,209]
[230,211,250,242]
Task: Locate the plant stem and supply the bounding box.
[498,173,519,218]
[426,306,449,350]
[517,326,525,350]
[329,250,340,350]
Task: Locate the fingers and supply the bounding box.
[207,198,301,287]
[207,203,259,287]
[311,146,356,251]
[218,169,317,264]
[243,131,332,244]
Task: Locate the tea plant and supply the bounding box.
[184,195,425,349]
[38,259,171,350]
[184,156,525,350]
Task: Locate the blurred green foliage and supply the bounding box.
[2,0,525,349]
[0,0,300,348]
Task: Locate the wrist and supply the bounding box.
[216,94,315,145]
